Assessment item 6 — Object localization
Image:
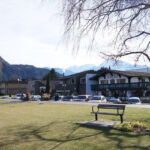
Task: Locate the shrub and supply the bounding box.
[131,121,147,128]
[114,121,149,133]
[115,123,133,132]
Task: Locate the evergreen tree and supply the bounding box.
[43,68,58,80]
[50,68,58,80]
[43,68,58,93]
[46,74,50,93]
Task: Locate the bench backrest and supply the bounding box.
[97,104,125,110]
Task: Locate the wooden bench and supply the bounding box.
[91,104,126,123]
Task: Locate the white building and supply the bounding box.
[90,69,150,98]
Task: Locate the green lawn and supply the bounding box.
[0,99,19,104]
[0,99,12,103]
[0,102,150,150]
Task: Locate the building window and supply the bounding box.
[80,78,85,84]
[101,80,108,84]
[68,78,76,84]
[117,79,126,83]
[110,79,115,84]
[71,79,74,84]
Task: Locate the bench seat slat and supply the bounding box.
[98,104,125,109]
[98,107,124,109]
[91,112,121,116]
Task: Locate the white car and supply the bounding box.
[108,98,121,104]
[74,95,92,102]
[89,96,107,103]
[12,94,25,100]
[58,96,64,101]
[128,97,141,104]
[32,95,41,101]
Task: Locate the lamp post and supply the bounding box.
[62,68,66,95]
[62,83,66,95]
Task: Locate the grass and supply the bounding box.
[0,99,12,103]
[0,102,150,150]
[0,99,19,104]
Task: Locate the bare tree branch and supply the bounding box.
[62,0,150,63]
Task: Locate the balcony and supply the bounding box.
[91,82,150,91]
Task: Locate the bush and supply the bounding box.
[114,121,149,133]
[131,121,147,128]
[115,123,133,132]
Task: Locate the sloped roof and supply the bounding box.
[59,70,96,80]
[90,70,150,80]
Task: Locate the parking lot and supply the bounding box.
[49,100,150,109]
[1,97,150,109]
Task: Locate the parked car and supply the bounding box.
[32,95,41,101]
[0,96,10,99]
[12,94,25,100]
[52,95,64,101]
[73,96,78,100]
[128,97,141,104]
[89,95,107,103]
[107,98,121,104]
[58,96,64,101]
[63,96,74,101]
[74,95,91,102]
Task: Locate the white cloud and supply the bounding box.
[0,0,104,68]
[1,0,147,69]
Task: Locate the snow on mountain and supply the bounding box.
[45,60,148,76]
[94,60,147,71]
[67,64,96,73]
[66,60,147,74]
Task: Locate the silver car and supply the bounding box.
[128,97,141,104]
[89,96,107,103]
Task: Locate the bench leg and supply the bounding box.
[120,115,123,123]
[95,114,98,121]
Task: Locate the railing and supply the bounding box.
[91,82,150,91]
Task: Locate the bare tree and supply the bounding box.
[62,0,150,63]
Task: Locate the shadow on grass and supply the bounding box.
[0,122,150,150]
[80,124,150,150]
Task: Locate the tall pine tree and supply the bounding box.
[44,68,58,93]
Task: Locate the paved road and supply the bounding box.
[49,101,150,109]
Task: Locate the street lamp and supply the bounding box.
[62,68,66,95]
[62,83,66,95]
[62,68,66,77]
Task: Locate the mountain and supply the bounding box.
[67,64,96,73]
[94,60,147,71]
[0,57,49,81]
[44,67,74,76]
[65,60,148,74]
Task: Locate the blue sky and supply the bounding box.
[0,0,104,69]
[0,0,149,69]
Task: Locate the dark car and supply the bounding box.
[63,96,74,101]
